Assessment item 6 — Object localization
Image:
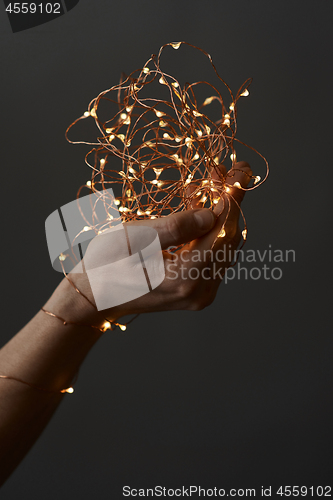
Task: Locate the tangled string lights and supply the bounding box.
[66,41,269,245]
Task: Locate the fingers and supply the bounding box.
[224,161,252,206]
[189,161,252,256]
[127,208,216,250]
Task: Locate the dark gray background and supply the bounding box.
[1,1,332,498]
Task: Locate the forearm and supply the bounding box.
[0,277,108,485]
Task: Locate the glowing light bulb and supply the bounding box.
[213,198,219,204]
[159,76,167,85]
[124,117,131,125]
[205,125,211,135]
[254,175,261,184]
[173,154,182,165]
[230,153,236,162]
[171,81,179,88]
[109,134,115,141]
[62,387,74,394]
[120,112,127,120]
[223,118,230,126]
[157,181,164,187]
[83,226,92,231]
[234,182,241,188]
[137,209,144,216]
[102,321,112,331]
[185,137,193,147]
[174,136,182,143]
[240,89,249,97]
[170,41,182,49]
[129,167,136,174]
[105,128,114,134]
[218,228,226,238]
[90,108,97,118]
[83,111,90,117]
[119,324,127,331]
[150,216,157,219]
[86,180,92,187]
[145,210,152,215]
[59,253,67,261]
[242,229,247,240]
[118,134,125,142]
[100,158,106,166]
[229,103,235,111]
[126,105,133,112]
[118,206,129,212]
[163,133,172,139]
[193,153,200,160]
[203,97,214,106]
[193,110,203,117]
[153,167,163,178]
[196,129,203,137]
[142,67,150,74]
[159,120,167,127]
[225,186,230,192]
[155,110,165,117]
[151,179,158,185]
[114,199,120,205]
[200,195,207,203]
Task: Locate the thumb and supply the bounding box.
[128,208,216,250]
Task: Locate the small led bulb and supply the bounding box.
[254,175,261,184]
[234,182,241,188]
[203,97,214,106]
[119,324,127,331]
[242,229,247,240]
[83,111,90,117]
[218,228,226,238]
[61,387,74,394]
[240,89,249,97]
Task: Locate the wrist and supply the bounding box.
[44,273,124,331]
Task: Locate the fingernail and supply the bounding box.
[193,209,216,230]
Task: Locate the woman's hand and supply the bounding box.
[63,161,253,327]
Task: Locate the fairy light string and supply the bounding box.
[66,41,268,247]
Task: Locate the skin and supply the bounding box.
[0,161,252,486]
